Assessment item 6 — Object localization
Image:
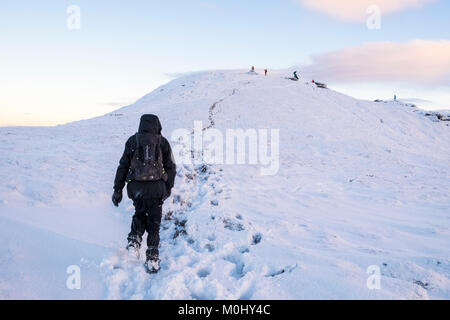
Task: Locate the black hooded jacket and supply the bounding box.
[114,114,176,201]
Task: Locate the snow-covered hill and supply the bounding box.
[0,70,449,299]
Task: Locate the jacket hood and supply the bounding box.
[138,114,162,134]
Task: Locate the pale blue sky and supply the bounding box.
[1,0,449,125]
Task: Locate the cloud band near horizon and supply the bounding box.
[303,40,450,85]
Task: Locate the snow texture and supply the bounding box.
[0,70,449,299]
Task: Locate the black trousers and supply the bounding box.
[127,198,162,259]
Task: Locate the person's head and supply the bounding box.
[138,114,162,134]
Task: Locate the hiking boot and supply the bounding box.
[144,257,160,274]
[126,240,141,260]
[144,247,160,274]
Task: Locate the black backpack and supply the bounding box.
[127,133,166,182]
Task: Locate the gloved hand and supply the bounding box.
[112,189,123,207]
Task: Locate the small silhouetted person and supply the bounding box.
[293,71,299,80]
[251,66,255,72]
[265,69,268,76]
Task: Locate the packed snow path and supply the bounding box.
[0,70,449,299]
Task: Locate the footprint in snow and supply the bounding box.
[197,268,211,278]
[223,218,245,231]
[251,233,262,245]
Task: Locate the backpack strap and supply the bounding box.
[133,133,140,160]
[157,135,164,166]
[157,135,162,156]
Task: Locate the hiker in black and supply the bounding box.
[112,114,176,273]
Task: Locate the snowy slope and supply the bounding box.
[0,70,449,299]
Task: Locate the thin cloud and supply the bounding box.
[303,40,450,85]
[299,0,437,22]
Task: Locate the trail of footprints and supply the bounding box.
[163,162,297,298]
[162,162,265,290]
[161,90,268,294]
[164,162,263,246]
[157,93,297,297]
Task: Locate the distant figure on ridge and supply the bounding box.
[293,71,299,80]
[265,69,268,76]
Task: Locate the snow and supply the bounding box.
[0,70,449,299]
